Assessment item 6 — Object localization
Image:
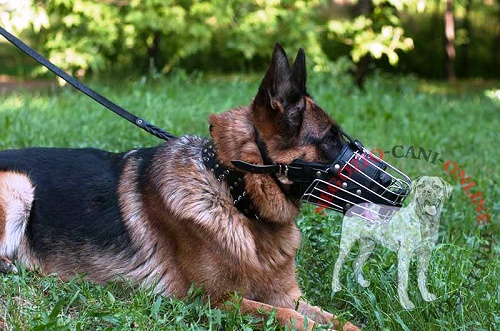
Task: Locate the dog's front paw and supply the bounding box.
[0,257,18,274]
[331,280,342,293]
[422,292,437,302]
[401,300,415,310]
[357,275,370,288]
[331,321,362,331]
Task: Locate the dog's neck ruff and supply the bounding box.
[202,140,261,220]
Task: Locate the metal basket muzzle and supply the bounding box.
[299,142,411,215]
[231,129,412,219]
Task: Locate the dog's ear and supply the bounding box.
[254,43,294,111]
[254,44,292,108]
[253,44,304,137]
[440,177,453,199]
[410,176,421,192]
[292,48,306,94]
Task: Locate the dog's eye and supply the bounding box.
[322,135,333,146]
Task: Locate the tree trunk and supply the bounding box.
[352,0,372,16]
[352,0,373,89]
[147,31,162,73]
[431,0,442,79]
[354,56,370,89]
[493,0,500,73]
[459,0,471,77]
[444,0,456,82]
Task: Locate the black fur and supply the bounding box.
[312,126,345,162]
[0,148,133,258]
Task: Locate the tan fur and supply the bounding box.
[0,192,5,241]
[184,102,358,329]
[209,107,300,223]
[122,134,304,304]
[0,172,34,256]
[236,298,358,331]
[0,172,39,271]
[267,97,335,165]
[178,67,357,329]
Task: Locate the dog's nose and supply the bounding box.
[422,186,434,194]
[421,186,438,199]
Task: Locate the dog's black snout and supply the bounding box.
[422,189,437,201]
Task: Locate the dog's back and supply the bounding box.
[0,147,146,279]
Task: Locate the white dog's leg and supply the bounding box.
[332,230,358,292]
[417,247,437,302]
[397,247,415,310]
[354,239,375,288]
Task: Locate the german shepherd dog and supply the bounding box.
[0,44,360,330]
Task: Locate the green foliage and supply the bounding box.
[0,0,331,76]
[225,0,329,71]
[0,268,273,330]
[0,73,499,330]
[1,0,498,79]
[327,0,414,66]
[396,0,500,79]
[41,0,121,75]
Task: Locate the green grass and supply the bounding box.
[0,72,499,330]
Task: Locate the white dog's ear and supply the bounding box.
[411,176,421,192]
[440,178,453,198]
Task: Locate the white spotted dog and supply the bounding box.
[331,176,452,310]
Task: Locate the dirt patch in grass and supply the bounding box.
[0,75,58,93]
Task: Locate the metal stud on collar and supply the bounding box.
[202,140,261,220]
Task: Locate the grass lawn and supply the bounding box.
[0,72,499,330]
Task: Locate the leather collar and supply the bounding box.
[202,140,261,220]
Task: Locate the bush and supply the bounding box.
[0,0,330,76]
[1,0,498,79]
[1,0,416,77]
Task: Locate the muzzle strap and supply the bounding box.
[231,127,411,214]
[231,160,293,176]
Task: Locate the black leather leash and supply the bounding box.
[0,26,175,141]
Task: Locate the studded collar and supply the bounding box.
[202,140,261,220]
